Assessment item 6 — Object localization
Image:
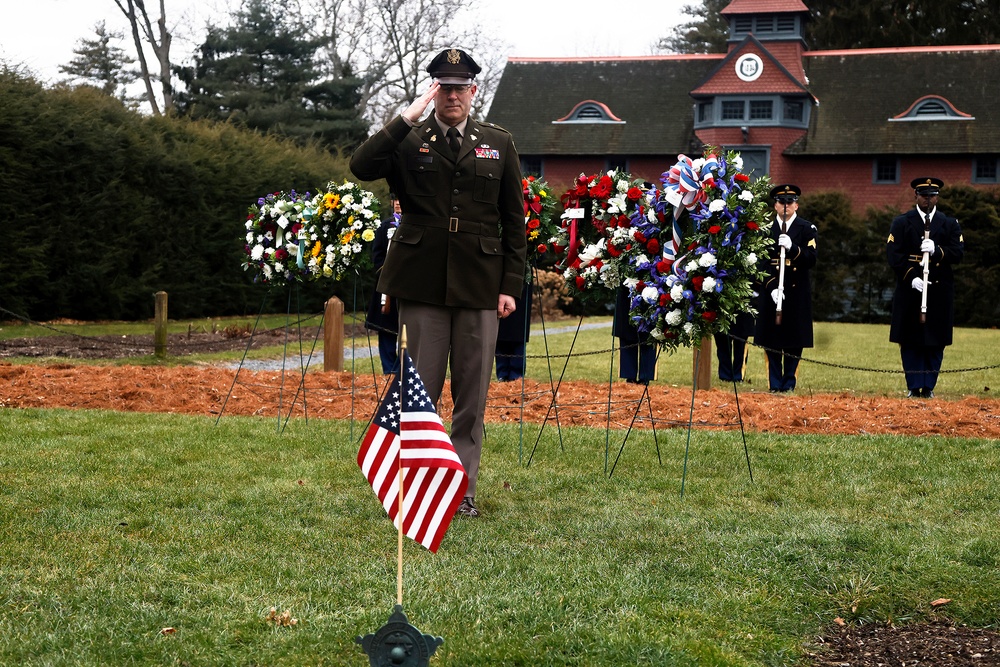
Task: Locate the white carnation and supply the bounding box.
[250,244,264,260]
[641,286,659,303]
[709,199,726,213]
[666,309,683,325]
[698,252,717,268]
[670,284,684,301]
[683,322,695,335]
[745,252,757,265]
[246,232,254,243]
[739,190,754,202]
[702,276,717,292]
[685,261,699,273]
[733,156,744,170]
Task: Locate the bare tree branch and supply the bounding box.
[113,0,174,114]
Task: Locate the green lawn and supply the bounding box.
[1,409,997,665]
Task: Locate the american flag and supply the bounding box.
[357,350,468,553]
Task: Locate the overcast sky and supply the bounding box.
[0,0,689,84]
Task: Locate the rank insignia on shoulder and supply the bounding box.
[475,147,500,159]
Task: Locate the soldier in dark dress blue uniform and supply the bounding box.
[364,196,401,374]
[887,177,964,398]
[754,184,818,392]
[495,280,531,381]
[613,286,657,384]
[714,311,754,382]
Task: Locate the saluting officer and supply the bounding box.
[886,177,964,398]
[350,48,526,518]
[754,184,818,392]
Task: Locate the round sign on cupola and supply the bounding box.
[735,53,763,82]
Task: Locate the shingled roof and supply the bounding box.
[788,45,1000,155]
[720,0,808,14]
[487,57,719,156]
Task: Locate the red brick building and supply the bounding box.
[487,0,1000,212]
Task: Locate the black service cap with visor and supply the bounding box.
[426,48,481,85]
[911,177,944,197]
[769,183,801,203]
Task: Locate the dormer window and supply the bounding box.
[553,100,625,124]
[891,95,973,122]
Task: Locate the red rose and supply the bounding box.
[647,238,660,253]
[636,281,646,291]
[528,175,536,182]
[746,221,759,231]
[607,243,621,258]
[702,311,718,322]
[575,276,586,289]
[634,232,647,243]
[274,249,288,261]
[528,218,540,229]
[656,260,671,274]
[658,294,671,306]
[691,275,704,291]
[626,186,643,200]
[536,243,548,254]
[708,225,721,235]
[734,173,750,182]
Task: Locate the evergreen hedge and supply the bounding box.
[0,69,383,322]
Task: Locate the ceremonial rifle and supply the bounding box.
[920,214,931,325]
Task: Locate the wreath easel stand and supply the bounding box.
[216,283,323,433]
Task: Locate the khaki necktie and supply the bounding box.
[446,127,461,158]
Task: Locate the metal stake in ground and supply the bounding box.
[356,605,443,667]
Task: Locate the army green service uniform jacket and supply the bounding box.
[350,115,526,310]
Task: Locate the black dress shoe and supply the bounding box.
[907,390,918,398]
[457,497,479,517]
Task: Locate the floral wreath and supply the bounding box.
[521,175,562,273]
[555,169,649,304]
[626,147,773,352]
[242,182,380,284]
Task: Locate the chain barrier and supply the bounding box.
[4,303,999,375]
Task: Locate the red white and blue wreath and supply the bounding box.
[626,148,773,352]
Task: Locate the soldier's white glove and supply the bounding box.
[920,238,935,254]
[771,288,784,305]
[777,234,792,250]
[911,277,924,293]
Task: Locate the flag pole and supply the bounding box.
[397,325,408,607]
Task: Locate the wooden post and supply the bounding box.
[153,291,168,358]
[693,337,712,390]
[323,297,344,372]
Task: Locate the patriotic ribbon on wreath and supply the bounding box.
[660,153,721,263]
